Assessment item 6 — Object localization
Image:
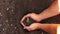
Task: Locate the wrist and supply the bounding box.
[37,14,43,22]
[37,23,41,29]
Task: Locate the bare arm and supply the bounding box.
[20,0,60,34]
[20,0,60,23]
[38,0,60,21]
[38,24,59,34]
[21,23,59,34]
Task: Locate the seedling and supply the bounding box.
[26,18,30,23]
[23,17,36,26]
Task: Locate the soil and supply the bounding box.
[0,0,60,34]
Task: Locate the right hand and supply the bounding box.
[20,13,41,23]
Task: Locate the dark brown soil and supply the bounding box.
[0,0,60,34]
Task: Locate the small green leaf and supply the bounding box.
[26,18,30,23]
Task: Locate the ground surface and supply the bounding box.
[0,0,60,34]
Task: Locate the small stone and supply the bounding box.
[11,24,13,26]
[0,12,3,16]
[5,20,8,22]
[3,28,5,31]
[0,24,2,27]
[14,27,17,29]
[7,8,9,10]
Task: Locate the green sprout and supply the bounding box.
[26,18,30,23]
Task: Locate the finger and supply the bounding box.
[24,26,31,31]
[20,22,26,27]
[20,14,30,23]
[20,16,26,23]
[24,26,28,29]
[26,27,31,31]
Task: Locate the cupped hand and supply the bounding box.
[20,13,40,23]
[20,22,40,31]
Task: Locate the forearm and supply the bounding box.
[38,0,60,21]
[38,24,59,34]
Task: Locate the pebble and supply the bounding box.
[0,12,3,16]
[5,20,8,22]
[7,8,9,10]
[0,24,2,27]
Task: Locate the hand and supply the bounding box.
[20,13,40,23]
[23,23,40,31]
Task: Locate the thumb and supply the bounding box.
[23,26,28,29]
[23,26,31,31]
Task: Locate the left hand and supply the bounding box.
[20,22,40,31]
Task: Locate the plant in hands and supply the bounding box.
[20,13,41,31]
